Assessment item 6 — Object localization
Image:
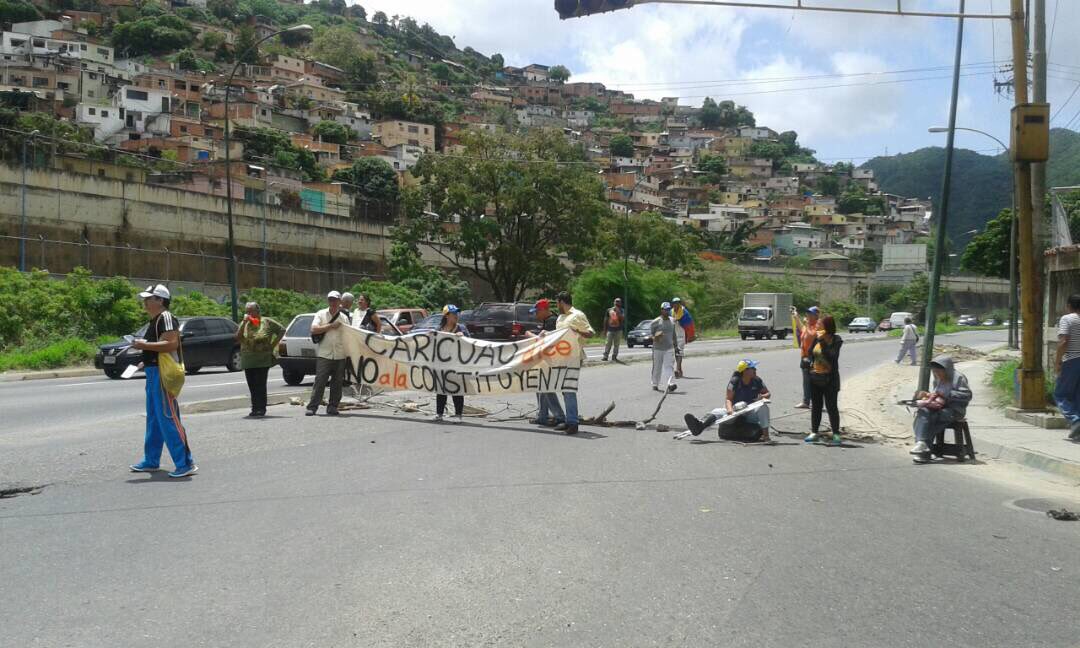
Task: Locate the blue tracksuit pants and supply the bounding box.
[141,365,194,470]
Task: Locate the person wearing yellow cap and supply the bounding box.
[683,359,771,442]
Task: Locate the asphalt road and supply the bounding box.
[0,332,891,433]
[6,329,1079,647]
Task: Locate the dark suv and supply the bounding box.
[466,302,536,341]
[95,316,240,379]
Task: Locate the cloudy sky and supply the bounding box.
[356,0,1079,162]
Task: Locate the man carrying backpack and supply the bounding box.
[602,297,624,362]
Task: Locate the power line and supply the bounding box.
[1048,0,1060,59]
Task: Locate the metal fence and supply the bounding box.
[0,234,382,297]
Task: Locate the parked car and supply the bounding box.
[277,313,403,386]
[465,302,535,341]
[878,319,894,332]
[377,308,429,334]
[847,317,877,334]
[981,318,999,326]
[95,316,240,379]
[957,314,979,326]
[626,319,655,348]
[410,313,444,334]
[889,312,914,329]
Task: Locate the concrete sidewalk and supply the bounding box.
[858,358,1080,481]
[0,366,99,382]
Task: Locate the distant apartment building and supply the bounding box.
[373,119,435,152]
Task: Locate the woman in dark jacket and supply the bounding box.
[804,316,844,446]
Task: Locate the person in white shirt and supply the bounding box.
[1054,294,1080,441]
[553,291,594,435]
[896,317,919,366]
[305,291,349,416]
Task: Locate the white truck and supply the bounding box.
[738,293,794,340]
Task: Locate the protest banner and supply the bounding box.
[340,327,583,395]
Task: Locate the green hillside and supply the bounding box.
[863,128,1080,243]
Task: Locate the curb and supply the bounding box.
[972,436,1080,482]
[181,390,307,415]
[0,367,100,382]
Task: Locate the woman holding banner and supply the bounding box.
[432,305,469,424]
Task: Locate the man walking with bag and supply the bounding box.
[896,317,919,366]
[602,297,624,362]
[129,284,197,478]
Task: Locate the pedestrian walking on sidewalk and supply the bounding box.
[527,298,565,428]
[236,301,285,418]
[650,302,677,393]
[896,317,919,366]
[554,291,594,435]
[1054,293,1080,441]
[804,316,843,446]
[306,291,348,416]
[129,284,197,478]
[602,297,624,362]
[909,355,972,462]
[432,305,469,424]
[793,306,821,409]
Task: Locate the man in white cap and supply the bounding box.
[129,284,198,478]
[306,290,348,416]
[649,301,677,393]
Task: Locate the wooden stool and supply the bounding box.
[931,418,976,462]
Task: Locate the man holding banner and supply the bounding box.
[551,292,594,435]
[528,298,565,428]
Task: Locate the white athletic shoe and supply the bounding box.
[430,414,444,422]
[909,441,930,455]
[452,415,464,424]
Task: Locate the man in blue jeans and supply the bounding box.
[129,284,197,478]
[552,291,594,435]
[1054,293,1080,442]
[527,298,565,427]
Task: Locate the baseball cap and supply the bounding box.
[138,284,170,300]
[807,306,820,315]
[529,298,551,314]
[327,290,341,300]
[443,304,461,315]
[735,359,759,373]
[661,301,672,310]
[671,297,682,303]
[341,292,354,301]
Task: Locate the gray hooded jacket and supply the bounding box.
[931,355,972,417]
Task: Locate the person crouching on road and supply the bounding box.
[527,298,566,429]
[129,284,197,478]
[804,315,843,446]
[553,291,594,435]
[306,290,348,417]
[650,302,677,393]
[236,301,285,418]
[684,359,771,442]
[433,305,469,424]
[910,356,972,462]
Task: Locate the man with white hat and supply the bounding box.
[129,284,198,478]
[649,301,678,393]
[306,290,348,416]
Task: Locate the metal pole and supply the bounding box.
[623,208,630,335]
[1030,0,1047,346]
[1009,192,1018,348]
[1012,0,1044,409]
[919,0,966,392]
[223,61,241,322]
[262,177,269,288]
[19,135,27,272]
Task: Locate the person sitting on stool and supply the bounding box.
[910,355,972,463]
[684,359,771,442]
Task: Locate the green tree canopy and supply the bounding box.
[699,97,755,129]
[697,153,727,184]
[331,157,399,203]
[311,120,357,146]
[549,64,571,83]
[0,0,41,23]
[960,208,1011,279]
[609,134,634,158]
[402,130,608,301]
[111,14,194,56]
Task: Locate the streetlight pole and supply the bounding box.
[222,23,312,321]
[19,129,39,272]
[929,126,1016,348]
[624,208,631,336]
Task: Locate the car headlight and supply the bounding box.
[123,346,141,356]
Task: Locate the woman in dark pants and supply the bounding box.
[432,305,469,423]
[235,301,286,418]
[804,316,844,446]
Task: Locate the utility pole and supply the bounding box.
[918,0,966,393]
[1030,0,1047,343]
[1011,0,1045,410]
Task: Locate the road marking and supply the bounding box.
[53,376,286,389]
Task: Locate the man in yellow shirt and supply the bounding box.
[553,291,594,435]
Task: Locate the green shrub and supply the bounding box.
[0,338,98,372]
[240,288,322,322]
[572,262,708,330]
[990,358,1054,406]
[348,280,427,310]
[824,299,860,326]
[170,291,229,317]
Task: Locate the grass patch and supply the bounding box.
[887,324,1005,338]
[0,337,101,372]
[583,327,739,346]
[989,359,1055,406]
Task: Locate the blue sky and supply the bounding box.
[358,0,1080,163]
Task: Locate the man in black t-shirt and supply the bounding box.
[129,284,197,478]
[683,359,771,442]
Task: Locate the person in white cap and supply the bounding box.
[649,302,677,393]
[129,284,198,478]
[306,290,348,416]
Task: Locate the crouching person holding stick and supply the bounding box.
[683,359,771,442]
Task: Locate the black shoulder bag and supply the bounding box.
[311,311,340,344]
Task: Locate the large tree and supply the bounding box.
[331,157,399,203]
[402,130,609,300]
[549,64,571,83]
[609,133,634,157]
[960,208,1011,278]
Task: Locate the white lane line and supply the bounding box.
[53,377,286,389]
